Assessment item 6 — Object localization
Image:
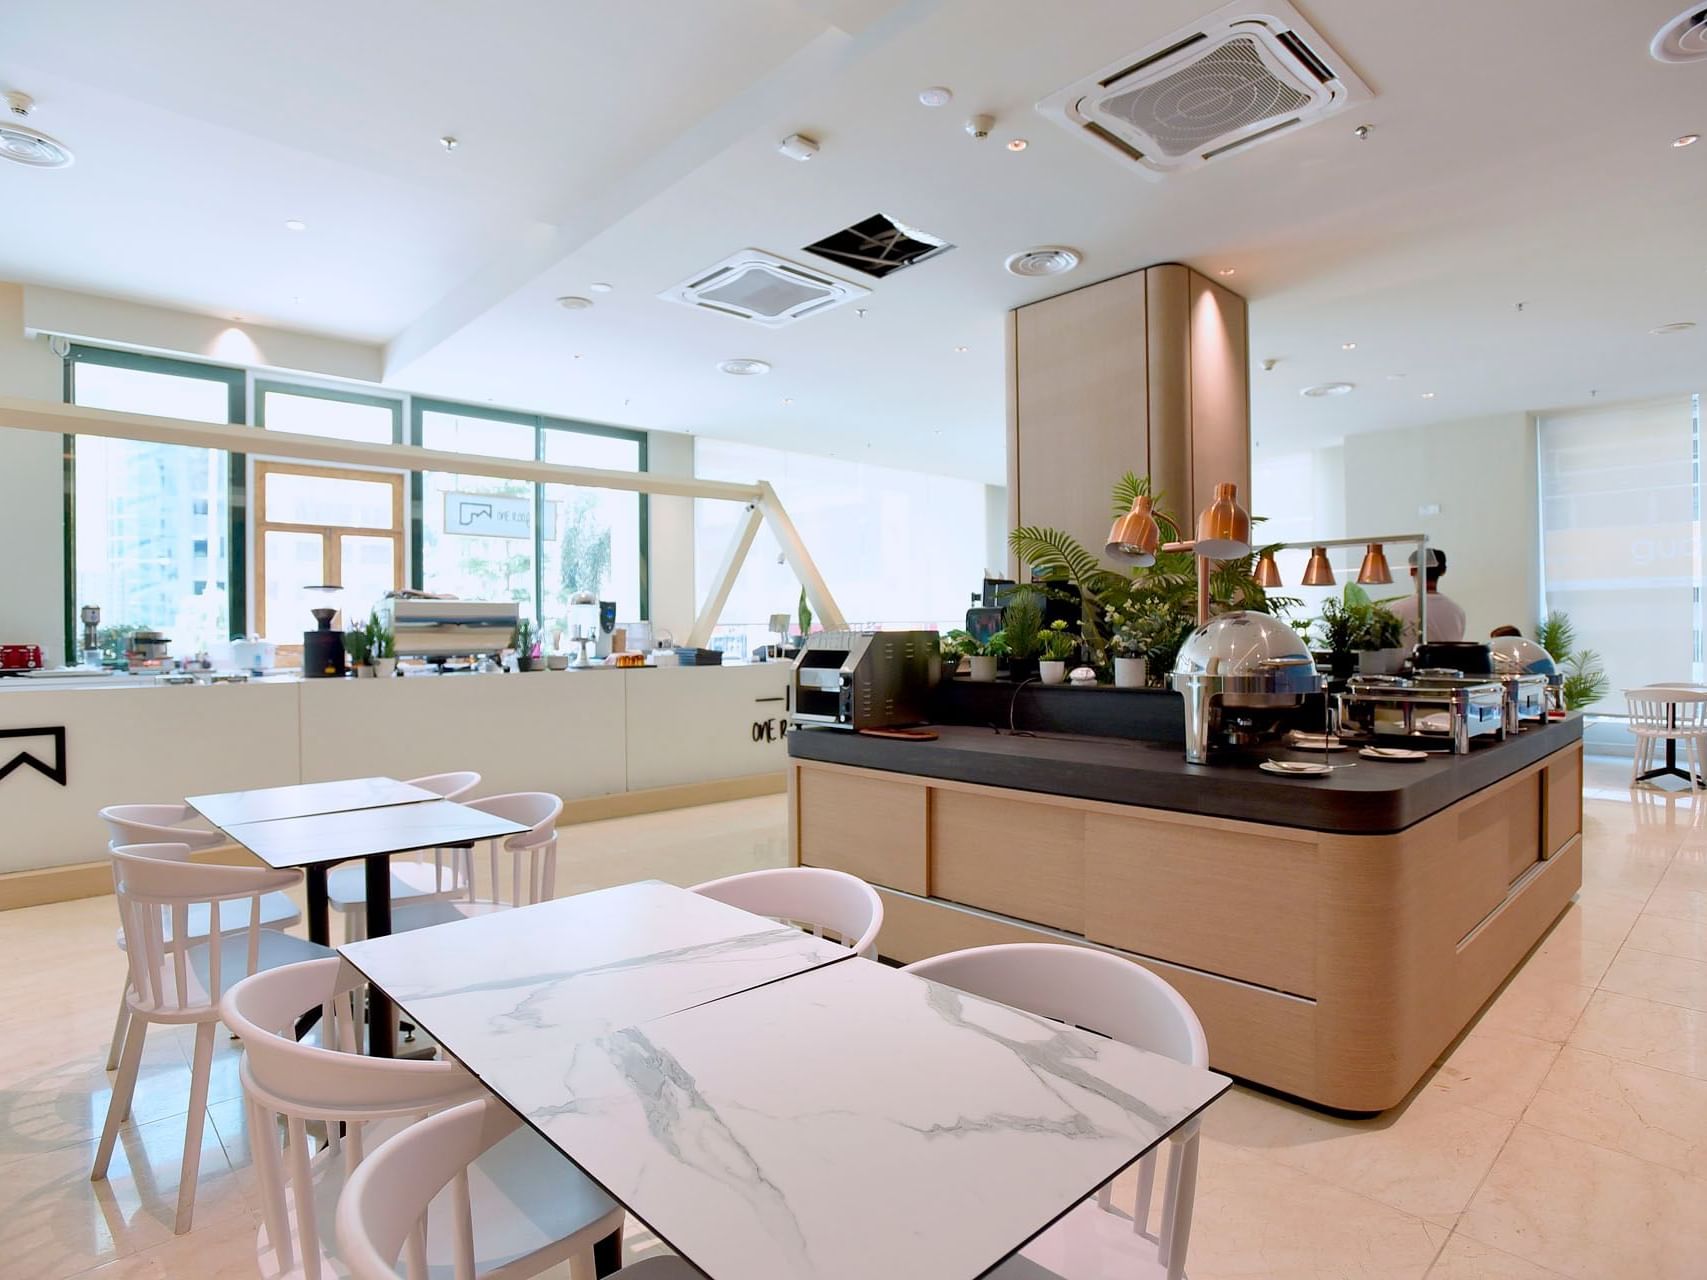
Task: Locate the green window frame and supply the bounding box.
[62,345,247,660]
[255,379,404,444]
[409,398,649,621]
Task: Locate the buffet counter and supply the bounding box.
[0,664,790,890]
[788,713,1584,1111]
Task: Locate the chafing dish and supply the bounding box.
[1492,635,1566,713]
[791,630,941,730]
[1171,611,1324,764]
[1339,675,1505,754]
[1412,670,1549,735]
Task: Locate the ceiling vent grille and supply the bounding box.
[660,249,868,327]
[803,213,953,279]
[1036,0,1369,179]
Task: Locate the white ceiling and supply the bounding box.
[2,0,1703,484]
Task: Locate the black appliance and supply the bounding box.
[1414,641,1493,675]
[302,608,348,678]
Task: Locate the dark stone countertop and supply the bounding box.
[787,715,1583,835]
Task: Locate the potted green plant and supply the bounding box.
[342,622,373,677]
[796,587,813,645]
[367,610,398,678]
[1314,597,1361,680]
[1349,586,1406,676]
[944,629,1007,682]
[512,618,541,672]
[1537,610,1610,710]
[999,586,1046,682]
[1038,620,1078,685]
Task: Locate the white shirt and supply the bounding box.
[1389,591,1467,644]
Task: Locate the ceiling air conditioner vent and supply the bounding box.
[1037,0,1370,179]
[660,249,868,327]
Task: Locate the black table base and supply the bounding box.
[298,857,396,1056]
[1635,736,1706,789]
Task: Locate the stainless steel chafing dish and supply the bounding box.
[1411,670,1550,735]
[1171,612,1324,764]
[1338,675,1505,754]
[1491,635,1566,714]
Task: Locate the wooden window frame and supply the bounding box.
[253,461,405,637]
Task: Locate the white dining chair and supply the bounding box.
[690,866,885,958]
[222,956,622,1280]
[325,772,483,941]
[93,843,336,1234]
[377,792,564,937]
[902,943,1210,1280]
[336,1095,695,1280]
[1626,687,1707,785]
[98,803,305,1070]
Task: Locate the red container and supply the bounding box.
[0,644,44,671]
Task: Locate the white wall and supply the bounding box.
[1254,413,1541,640]
[645,431,697,641]
[0,284,69,666]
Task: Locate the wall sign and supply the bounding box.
[444,492,558,540]
[751,717,790,743]
[0,726,67,787]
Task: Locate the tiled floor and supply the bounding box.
[5,765,1707,1278]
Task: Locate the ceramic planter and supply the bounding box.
[968,655,998,682]
[371,657,397,678]
[1114,656,1147,688]
[1040,660,1067,685]
[1357,647,1406,676]
[355,663,376,679]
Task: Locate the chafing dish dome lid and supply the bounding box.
[1490,635,1558,677]
[1173,610,1316,678]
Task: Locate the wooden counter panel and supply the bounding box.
[1083,811,1319,997]
[796,767,927,895]
[1543,743,1584,859]
[1447,774,1540,940]
[872,887,1317,1098]
[930,791,1084,931]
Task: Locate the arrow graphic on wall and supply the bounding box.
[0,727,67,787]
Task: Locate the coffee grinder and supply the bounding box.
[302,607,347,678]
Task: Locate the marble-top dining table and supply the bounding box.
[340,880,1231,1279]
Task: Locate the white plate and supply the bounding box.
[1286,732,1347,751]
[1360,747,1429,761]
[1259,760,1333,776]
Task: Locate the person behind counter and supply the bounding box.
[1389,548,1467,643]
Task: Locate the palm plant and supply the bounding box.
[1536,609,1609,710]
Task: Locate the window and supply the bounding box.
[1539,395,1701,711]
[257,382,400,445]
[693,439,992,655]
[67,348,243,656]
[254,463,404,640]
[413,401,648,631]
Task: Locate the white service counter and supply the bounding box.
[0,664,790,876]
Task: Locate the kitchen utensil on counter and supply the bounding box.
[0,644,44,672]
[1286,731,1347,751]
[1259,760,1333,776]
[792,630,941,731]
[127,630,171,666]
[230,636,277,673]
[1360,746,1429,761]
[1171,611,1325,764]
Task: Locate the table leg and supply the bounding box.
[294,865,333,1041]
[593,1229,622,1277]
[364,854,395,1058]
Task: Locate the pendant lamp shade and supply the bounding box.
[1356,543,1393,585]
[1253,550,1284,587]
[1106,494,1160,565]
[1301,546,1336,586]
[1194,482,1251,560]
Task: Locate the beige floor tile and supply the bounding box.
[1601,945,1707,1013]
[1163,1143,1446,1280]
[1624,912,1707,962]
[1521,926,1621,989]
[1658,853,1707,895]
[1201,1083,1515,1226]
[1550,892,1644,946]
[1429,1029,1561,1120]
[1425,1232,1571,1278]
[1459,1123,1707,1279]
[1523,1046,1707,1178]
[1569,989,1707,1080]
[1469,964,1596,1044]
[1643,884,1707,925]
[76,1209,264,1279]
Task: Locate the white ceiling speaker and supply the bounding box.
[717,358,772,376]
[1651,321,1697,334]
[662,249,868,327]
[1652,6,1707,62]
[1036,0,1370,179]
[1300,382,1354,397]
[1004,247,1082,277]
[0,91,72,168]
[556,295,594,310]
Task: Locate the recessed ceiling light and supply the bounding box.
[918,86,953,107]
[1674,133,1700,147]
[782,398,794,405]
[718,358,771,376]
[439,135,459,152]
[1004,246,1081,277]
[954,345,968,353]
[589,282,613,294]
[1300,382,1355,398]
[1006,138,1028,152]
[284,219,306,232]
[1217,268,1236,277]
[1653,7,1707,62]
[1421,391,1437,399]
[556,295,593,310]
[1341,342,1357,350]
[1651,321,1697,334]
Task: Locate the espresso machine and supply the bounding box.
[567,593,616,660]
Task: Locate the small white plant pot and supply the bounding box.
[1114,656,1147,688]
[355,663,376,679]
[371,657,397,678]
[1040,660,1067,685]
[968,655,998,682]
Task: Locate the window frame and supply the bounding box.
[62,345,246,660]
